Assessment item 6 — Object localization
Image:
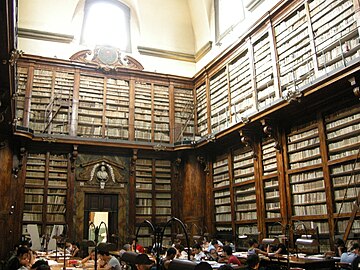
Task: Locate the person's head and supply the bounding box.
[218,265,234,270]
[193,243,202,254]
[209,249,218,258]
[31,260,49,270]
[222,245,232,256]
[211,240,219,247]
[123,243,131,251]
[97,249,110,260]
[248,238,258,248]
[166,247,177,259]
[247,254,260,269]
[334,238,345,248]
[351,242,360,253]
[17,246,29,259]
[89,249,96,260]
[37,265,50,270]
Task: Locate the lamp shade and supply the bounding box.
[295,238,319,246]
[262,238,280,245]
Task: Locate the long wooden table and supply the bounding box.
[233,252,336,270]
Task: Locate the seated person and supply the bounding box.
[341,242,360,264]
[267,240,287,255]
[174,244,188,259]
[30,260,49,270]
[246,254,262,270]
[218,265,234,270]
[207,249,219,261]
[97,249,121,270]
[248,239,268,256]
[131,238,145,254]
[218,245,241,266]
[161,247,177,270]
[224,240,235,252]
[81,249,96,264]
[208,240,222,253]
[325,238,347,258]
[192,243,205,261]
[6,246,30,270]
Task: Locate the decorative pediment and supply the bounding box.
[76,156,127,189]
[70,46,144,71]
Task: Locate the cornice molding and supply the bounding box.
[18,28,74,43]
[195,41,212,62]
[137,46,195,62]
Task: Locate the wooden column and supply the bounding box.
[182,153,207,232]
[23,64,34,127]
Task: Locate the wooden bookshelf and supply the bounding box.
[173,86,194,142]
[153,85,170,143]
[252,32,276,109]
[22,153,68,234]
[105,78,130,139]
[309,0,360,76]
[78,74,104,138]
[228,48,254,124]
[134,82,152,142]
[16,66,28,127]
[209,67,229,133]
[195,82,208,137]
[135,158,172,224]
[275,4,314,92]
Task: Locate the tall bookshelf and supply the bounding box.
[252,32,276,109]
[196,82,208,137]
[209,67,229,133]
[228,48,254,124]
[324,104,360,237]
[22,152,68,236]
[173,86,194,142]
[16,66,28,126]
[153,85,170,143]
[105,78,129,139]
[135,158,172,224]
[134,82,152,141]
[309,0,360,76]
[261,138,281,220]
[30,69,52,132]
[78,74,104,137]
[275,4,314,93]
[213,154,232,236]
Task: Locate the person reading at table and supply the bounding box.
[267,240,287,256]
[98,249,121,270]
[193,243,205,261]
[248,239,268,256]
[340,242,360,265]
[218,245,241,266]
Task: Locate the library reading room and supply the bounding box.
[1,0,360,269]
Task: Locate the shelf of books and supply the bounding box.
[154,160,172,223]
[22,153,68,235]
[48,71,73,135]
[29,69,53,132]
[228,48,254,124]
[134,82,152,142]
[78,74,104,137]
[233,147,255,184]
[104,78,130,139]
[16,66,28,127]
[135,158,172,224]
[252,32,276,109]
[275,4,314,93]
[261,138,281,219]
[309,0,360,76]
[173,86,195,142]
[209,67,229,133]
[286,120,321,170]
[153,85,170,143]
[196,82,208,137]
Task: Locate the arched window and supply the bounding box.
[215,0,245,43]
[81,0,131,52]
